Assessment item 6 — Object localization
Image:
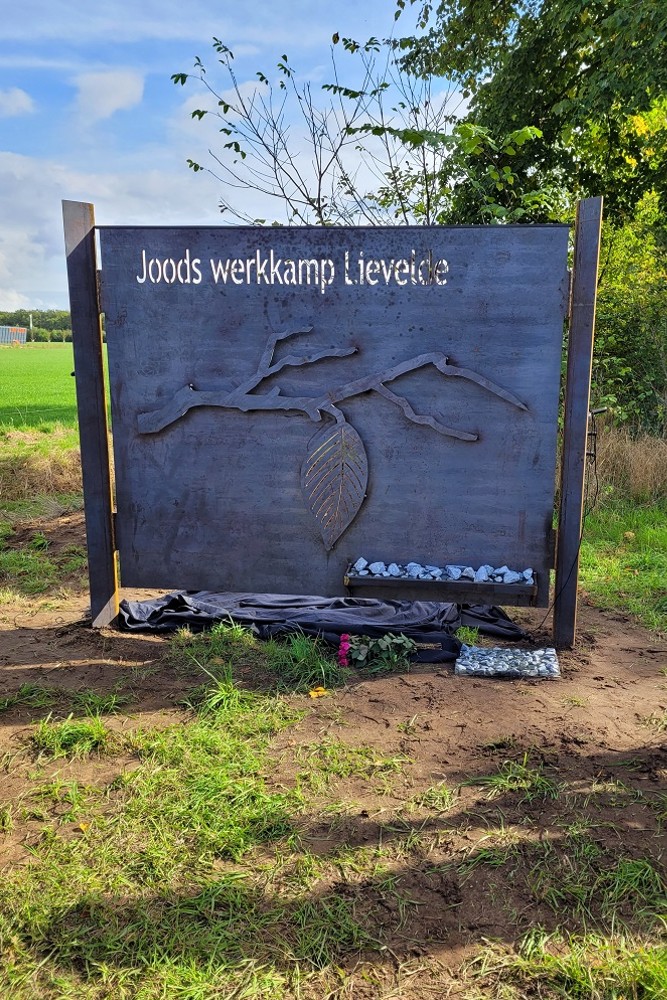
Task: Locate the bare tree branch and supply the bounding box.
[177,36,466,226]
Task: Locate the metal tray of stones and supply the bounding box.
[343,569,539,607]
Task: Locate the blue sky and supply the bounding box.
[0,0,408,308]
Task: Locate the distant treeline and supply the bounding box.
[0,310,72,343]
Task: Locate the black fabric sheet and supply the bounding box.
[119,592,527,663]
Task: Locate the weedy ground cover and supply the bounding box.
[0,624,665,998]
[0,513,87,602]
[580,497,667,633]
[461,753,561,803]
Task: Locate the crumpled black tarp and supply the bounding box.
[119,592,527,663]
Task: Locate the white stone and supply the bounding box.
[387,562,402,577]
[455,646,560,679]
[474,566,489,583]
[461,566,475,579]
[503,570,522,584]
[445,565,462,580]
[523,568,534,580]
[368,561,386,575]
[353,557,368,573]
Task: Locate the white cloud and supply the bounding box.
[74,70,144,123]
[0,0,410,308]
[0,55,84,71]
[0,151,223,308]
[230,44,262,58]
[0,87,35,117]
[0,288,32,310]
[2,0,333,47]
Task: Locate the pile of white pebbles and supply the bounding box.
[455,645,560,679]
[348,558,534,586]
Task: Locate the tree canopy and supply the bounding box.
[0,310,71,332]
[398,0,667,220]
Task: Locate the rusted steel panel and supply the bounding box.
[98,225,570,605]
[62,201,118,627]
[344,576,539,607]
[554,198,603,647]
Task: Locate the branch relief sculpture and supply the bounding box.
[138,325,527,550]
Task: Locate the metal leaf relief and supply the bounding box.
[300,420,368,551]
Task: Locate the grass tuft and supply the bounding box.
[464,754,560,803]
[456,625,480,645]
[0,683,57,713]
[70,688,131,716]
[29,714,111,758]
[0,803,14,831]
[125,673,300,863]
[469,930,667,999]
[641,711,667,732]
[263,632,347,691]
[409,782,456,812]
[297,738,407,793]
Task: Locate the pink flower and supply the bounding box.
[337,634,351,667]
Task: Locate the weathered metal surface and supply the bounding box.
[344,574,539,607]
[62,201,118,627]
[554,197,603,647]
[98,225,570,604]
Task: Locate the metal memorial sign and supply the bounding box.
[63,201,602,645]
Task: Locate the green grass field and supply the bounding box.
[0,343,77,428]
